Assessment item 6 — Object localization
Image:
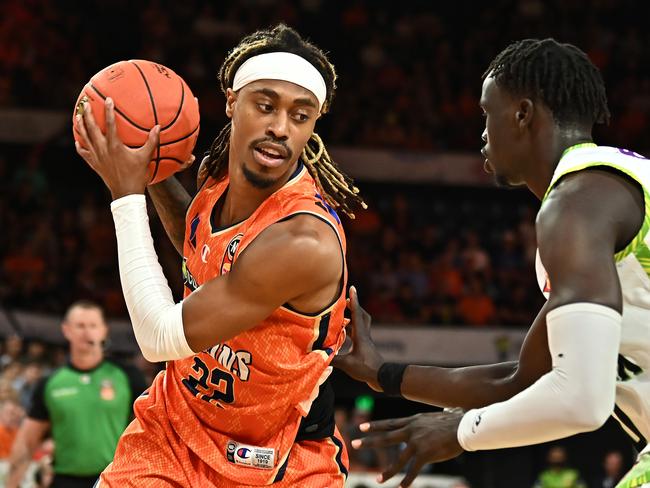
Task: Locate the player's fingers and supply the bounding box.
[349,286,373,336]
[347,286,358,314]
[330,354,347,368]
[398,459,425,488]
[360,417,411,432]
[351,428,407,449]
[105,97,118,144]
[75,141,94,166]
[75,115,95,157]
[81,100,104,148]
[180,154,196,170]
[139,125,160,159]
[377,445,413,484]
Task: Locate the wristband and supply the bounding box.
[377,362,407,397]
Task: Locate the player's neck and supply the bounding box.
[221,162,298,226]
[526,130,593,200]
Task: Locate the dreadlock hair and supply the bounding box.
[484,38,610,128]
[201,24,366,218]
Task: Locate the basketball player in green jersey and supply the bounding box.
[335,39,650,488]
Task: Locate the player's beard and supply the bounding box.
[242,163,278,189]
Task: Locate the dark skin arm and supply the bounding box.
[340,169,643,487]
[147,176,192,255]
[147,155,211,255]
[335,291,550,410]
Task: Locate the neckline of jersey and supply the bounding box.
[561,142,597,158]
[209,161,306,234]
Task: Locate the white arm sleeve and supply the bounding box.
[110,194,195,362]
[457,302,621,451]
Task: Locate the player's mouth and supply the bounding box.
[253,143,289,168]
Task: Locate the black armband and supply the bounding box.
[377,362,408,397]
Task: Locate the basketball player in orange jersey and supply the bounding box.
[74,24,365,487]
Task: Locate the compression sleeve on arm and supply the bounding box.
[457,302,621,451]
[111,194,195,362]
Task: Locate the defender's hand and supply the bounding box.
[332,286,384,392]
[351,410,465,487]
[75,97,160,200]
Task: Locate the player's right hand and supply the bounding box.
[75,97,160,200]
[332,286,384,392]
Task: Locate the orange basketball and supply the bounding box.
[73,60,200,184]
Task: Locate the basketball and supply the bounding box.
[72,60,200,184]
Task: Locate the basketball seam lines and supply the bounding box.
[88,83,151,132]
[159,80,185,131]
[129,60,161,181]
[125,124,199,149]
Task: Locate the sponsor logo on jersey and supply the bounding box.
[201,244,211,263]
[51,387,79,398]
[226,441,237,463]
[315,192,341,224]
[220,233,243,275]
[182,258,199,292]
[188,214,200,249]
[225,441,275,469]
[237,448,251,460]
[100,379,115,401]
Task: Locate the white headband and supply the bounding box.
[232,52,327,110]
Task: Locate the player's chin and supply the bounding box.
[242,163,279,189]
[493,172,525,189]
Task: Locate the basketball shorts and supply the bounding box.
[96,415,348,488]
[617,452,650,488]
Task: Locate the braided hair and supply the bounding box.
[200,24,365,218]
[484,38,610,127]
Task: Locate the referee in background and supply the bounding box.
[6,300,147,488]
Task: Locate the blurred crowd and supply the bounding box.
[1,0,650,152]
[2,0,649,325]
[0,144,544,326]
[1,2,647,485]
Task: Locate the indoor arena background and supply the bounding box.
[1,1,648,486]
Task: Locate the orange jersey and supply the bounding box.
[144,164,347,485]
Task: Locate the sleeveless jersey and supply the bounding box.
[535,143,650,454]
[145,163,347,485]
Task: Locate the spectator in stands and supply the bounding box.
[0,334,22,369]
[455,276,496,325]
[6,300,147,488]
[591,450,625,488]
[0,392,24,459]
[533,446,586,488]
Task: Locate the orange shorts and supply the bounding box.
[98,414,348,488]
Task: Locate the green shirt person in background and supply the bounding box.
[6,300,147,488]
[534,446,587,488]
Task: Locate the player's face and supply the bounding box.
[62,306,108,353]
[480,75,528,188]
[226,79,320,189]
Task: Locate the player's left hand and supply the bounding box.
[75,97,160,200]
[351,410,465,487]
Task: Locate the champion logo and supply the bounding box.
[237,448,251,459]
[201,244,211,263]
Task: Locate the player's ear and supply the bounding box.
[225,88,237,118]
[515,98,534,129]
